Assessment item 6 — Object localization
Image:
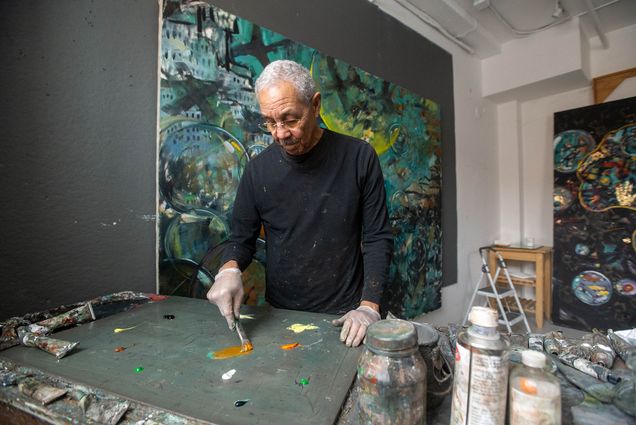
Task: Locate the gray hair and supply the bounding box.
[254,60,317,104]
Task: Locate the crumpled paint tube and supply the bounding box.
[557,352,621,384]
[590,330,616,369]
[553,357,615,403]
[18,378,68,405]
[17,327,79,359]
[33,303,95,334]
[607,329,636,363]
[528,334,544,351]
[0,371,17,387]
[85,397,130,425]
[543,334,561,355]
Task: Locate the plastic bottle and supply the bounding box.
[509,350,561,425]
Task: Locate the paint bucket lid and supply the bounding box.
[468,307,498,328]
[366,319,418,353]
[521,350,547,368]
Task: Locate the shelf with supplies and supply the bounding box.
[488,245,553,329]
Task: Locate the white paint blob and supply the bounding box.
[222,369,236,381]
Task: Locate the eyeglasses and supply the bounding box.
[257,118,303,133]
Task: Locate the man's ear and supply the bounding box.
[311,92,321,117]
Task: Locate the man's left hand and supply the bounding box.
[332,305,380,347]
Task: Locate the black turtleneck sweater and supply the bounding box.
[222,129,393,315]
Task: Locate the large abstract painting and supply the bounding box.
[158,1,443,318]
[553,96,636,330]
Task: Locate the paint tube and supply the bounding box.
[607,329,636,363]
[553,331,571,350]
[589,330,616,369]
[85,398,130,425]
[35,303,95,333]
[557,352,621,384]
[18,378,68,405]
[543,333,561,356]
[554,358,615,403]
[0,370,17,387]
[590,344,615,369]
[17,327,79,359]
[528,334,544,351]
[561,338,592,359]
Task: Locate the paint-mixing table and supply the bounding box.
[0,296,360,424]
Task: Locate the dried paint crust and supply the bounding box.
[0,359,209,424]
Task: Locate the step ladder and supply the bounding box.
[462,246,531,334]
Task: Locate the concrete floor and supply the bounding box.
[506,313,588,338]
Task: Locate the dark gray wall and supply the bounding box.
[0,0,456,319]
[0,0,159,318]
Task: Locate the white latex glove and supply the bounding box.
[206,268,243,330]
[332,305,381,347]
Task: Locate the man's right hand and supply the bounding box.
[206,266,243,330]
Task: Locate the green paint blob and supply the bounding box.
[299,378,309,386]
[135,366,144,373]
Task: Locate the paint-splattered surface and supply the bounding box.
[553,97,636,330]
[0,296,360,425]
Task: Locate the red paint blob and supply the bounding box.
[148,294,169,302]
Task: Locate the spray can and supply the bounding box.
[450,307,509,425]
[509,350,561,425]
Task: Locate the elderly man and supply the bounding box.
[207,60,393,347]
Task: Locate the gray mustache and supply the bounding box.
[279,137,299,146]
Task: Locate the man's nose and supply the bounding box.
[273,125,291,138]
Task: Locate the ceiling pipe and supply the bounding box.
[583,0,609,48]
[385,0,476,54]
[440,0,479,38]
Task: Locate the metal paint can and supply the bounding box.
[450,307,510,425]
[357,319,427,425]
[413,322,453,410]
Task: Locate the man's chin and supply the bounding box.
[282,145,302,155]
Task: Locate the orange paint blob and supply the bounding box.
[280,342,300,350]
[241,341,254,352]
[114,346,126,352]
[211,345,253,360]
[519,377,538,395]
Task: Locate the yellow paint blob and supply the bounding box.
[287,323,319,333]
[211,345,253,360]
[113,326,138,333]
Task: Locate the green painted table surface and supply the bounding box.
[0,296,362,425]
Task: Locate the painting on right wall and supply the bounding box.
[553,96,636,330]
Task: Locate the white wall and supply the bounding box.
[422,21,636,320]
[517,24,636,248]
[373,2,501,325]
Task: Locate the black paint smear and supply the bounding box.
[163,314,176,320]
[234,400,249,407]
